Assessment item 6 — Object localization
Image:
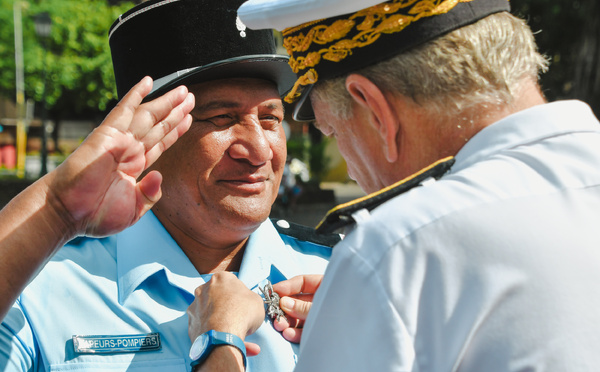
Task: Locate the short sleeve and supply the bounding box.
[295,241,415,372]
[0,301,37,372]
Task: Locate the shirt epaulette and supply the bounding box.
[271,218,342,248]
[316,157,455,234]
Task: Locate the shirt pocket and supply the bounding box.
[49,358,187,371]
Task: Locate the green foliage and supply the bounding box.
[286,137,307,161]
[286,133,330,182]
[0,0,134,114]
[308,137,330,182]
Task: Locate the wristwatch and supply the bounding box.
[189,330,247,369]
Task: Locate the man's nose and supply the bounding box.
[227,122,274,166]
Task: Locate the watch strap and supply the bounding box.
[190,330,247,369]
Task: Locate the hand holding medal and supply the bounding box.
[269,275,323,344]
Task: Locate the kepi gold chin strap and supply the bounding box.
[284,68,318,104]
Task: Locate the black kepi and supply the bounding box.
[109,0,295,100]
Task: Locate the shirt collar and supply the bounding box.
[238,219,308,288]
[116,212,301,303]
[453,101,600,173]
[116,211,201,303]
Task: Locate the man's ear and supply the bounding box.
[345,74,398,162]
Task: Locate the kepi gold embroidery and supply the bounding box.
[282,0,480,103]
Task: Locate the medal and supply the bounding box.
[260,281,287,322]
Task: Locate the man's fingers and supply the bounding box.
[281,328,303,344]
[135,171,163,219]
[245,342,261,357]
[140,92,194,151]
[272,274,323,297]
[144,113,192,167]
[131,85,191,140]
[279,295,312,321]
[102,76,153,132]
[125,75,153,104]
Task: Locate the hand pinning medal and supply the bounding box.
[260,281,287,322]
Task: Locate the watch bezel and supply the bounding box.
[189,332,210,360]
[189,330,247,369]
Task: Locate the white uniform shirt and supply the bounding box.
[296,100,600,372]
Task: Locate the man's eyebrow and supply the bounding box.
[194,101,241,113]
[263,102,285,116]
[264,102,282,110]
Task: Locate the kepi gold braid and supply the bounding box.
[282,0,480,103]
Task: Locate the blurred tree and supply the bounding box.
[0,0,134,121]
[511,0,600,117]
[0,0,597,153]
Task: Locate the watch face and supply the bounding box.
[189,333,209,360]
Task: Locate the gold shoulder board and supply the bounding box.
[316,156,455,234]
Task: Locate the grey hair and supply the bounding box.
[310,12,549,120]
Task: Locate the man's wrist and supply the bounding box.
[191,345,246,371]
[190,330,247,370]
[43,173,81,240]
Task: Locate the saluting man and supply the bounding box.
[0,1,341,371]
[185,0,600,371]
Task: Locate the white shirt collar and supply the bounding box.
[453,101,599,173]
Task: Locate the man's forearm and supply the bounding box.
[0,173,74,320]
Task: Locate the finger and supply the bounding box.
[282,327,303,344]
[272,275,323,297]
[141,92,195,151]
[131,85,191,140]
[279,296,311,321]
[274,314,303,330]
[102,76,153,133]
[273,316,290,332]
[245,342,261,357]
[286,293,314,303]
[144,113,192,168]
[135,170,163,218]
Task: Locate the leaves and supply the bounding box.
[0,0,134,115]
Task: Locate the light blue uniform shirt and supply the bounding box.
[0,212,331,372]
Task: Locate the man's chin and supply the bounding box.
[220,197,273,224]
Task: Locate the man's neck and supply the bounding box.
[182,238,247,275]
[438,79,547,156]
[151,210,254,275]
[475,80,547,129]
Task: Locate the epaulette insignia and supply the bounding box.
[272,218,342,248]
[316,156,455,234]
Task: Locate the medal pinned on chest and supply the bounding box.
[260,281,287,322]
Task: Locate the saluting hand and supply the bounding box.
[46,76,194,237]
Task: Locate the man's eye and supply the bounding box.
[203,115,234,127]
[261,115,282,127]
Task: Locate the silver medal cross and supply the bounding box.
[260,281,287,322]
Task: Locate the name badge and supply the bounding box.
[73,332,162,354]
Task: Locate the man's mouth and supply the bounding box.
[219,175,269,193]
